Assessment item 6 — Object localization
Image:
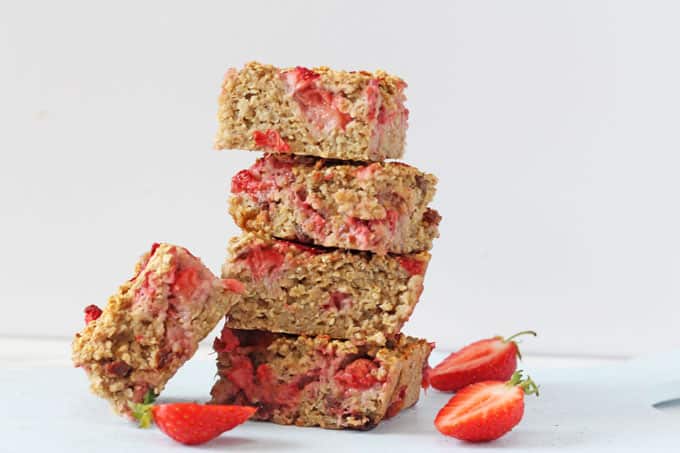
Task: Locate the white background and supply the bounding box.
[1,0,678,357]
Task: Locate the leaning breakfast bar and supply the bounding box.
[229,153,441,255]
[210,326,433,430]
[214,62,409,161]
[221,233,430,345]
[72,243,243,416]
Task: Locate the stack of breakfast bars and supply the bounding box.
[209,62,441,429]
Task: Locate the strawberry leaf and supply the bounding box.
[507,370,540,397]
[129,390,158,428]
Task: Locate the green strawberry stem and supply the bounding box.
[502,330,537,360]
[507,370,539,397]
[503,330,537,343]
[129,390,157,429]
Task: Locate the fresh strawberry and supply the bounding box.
[430,331,536,392]
[84,304,102,324]
[435,370,539,442]
[152,403,255,445]
[131,392,256,446]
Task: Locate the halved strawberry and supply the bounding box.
[435,370,539,442]
[430,331,536,392]
[131,393,256,446]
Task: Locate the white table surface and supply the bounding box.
[1,338,679,452]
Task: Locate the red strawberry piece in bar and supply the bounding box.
[84,305,102,324]
[334,358,380,390]
[253,129,290,152]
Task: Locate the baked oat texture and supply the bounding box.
[222,233,430,345]
[214,61,409,161]
[230,154,440,255]
[72,243,242,416]
[210,327,433,430]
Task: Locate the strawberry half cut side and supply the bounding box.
[430,330,537,392]
[131,392,256,446]
[434,370,539,442]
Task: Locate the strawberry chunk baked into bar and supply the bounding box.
[210,327,433,430]
[72,243,244,416]
[215,62,409,161]
[230,154,440,255]
[222,234,430,345]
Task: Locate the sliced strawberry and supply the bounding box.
[144,403,255,445]
[252,129,290,152]
[430,331,536,392]
[334,358,380,390]
[84,304,103,324]
[434,370,539,442]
